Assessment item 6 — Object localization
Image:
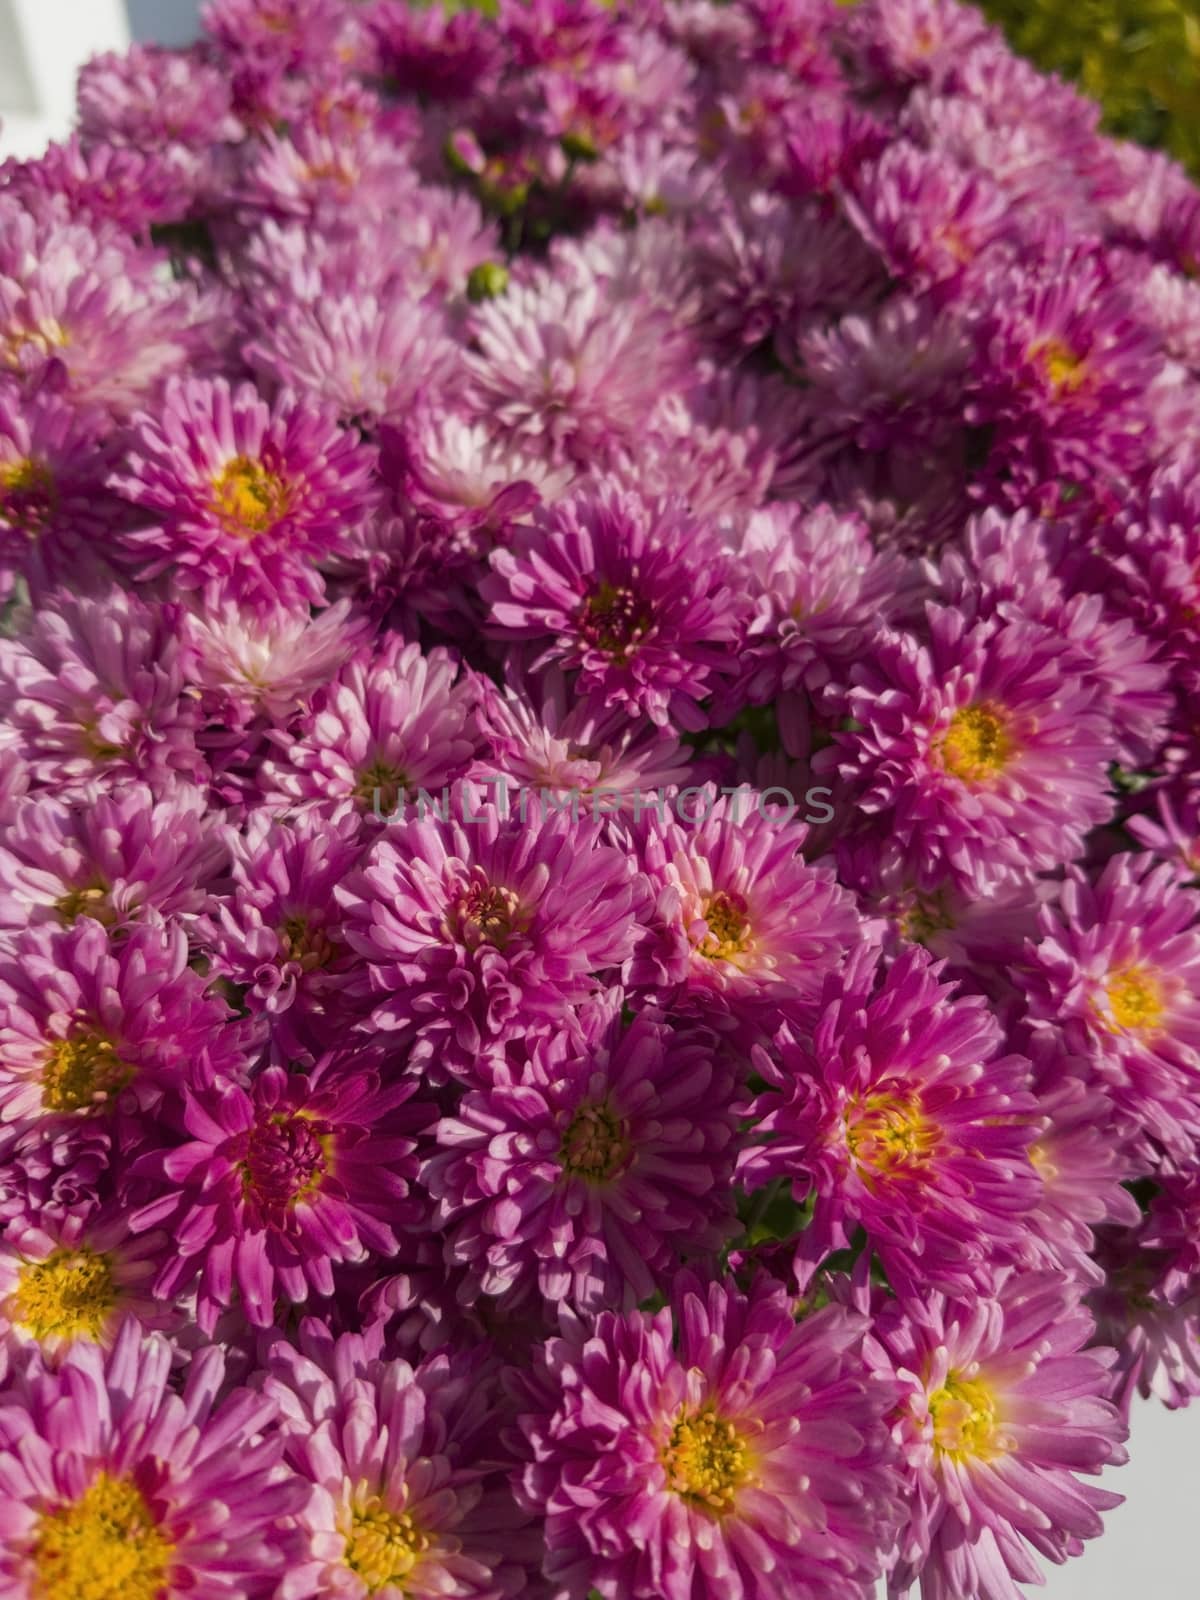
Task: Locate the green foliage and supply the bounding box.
[980,0,1200,174]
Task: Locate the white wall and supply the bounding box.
[0,0,202,158]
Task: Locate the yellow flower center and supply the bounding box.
[939,703,1012,783]
[41,1033,134,1114]
[897,891,955,944]
[929,1373,1000,1463]
[1104,966,1164,1033]
[2,318,68,373]
[559,1102,630,1182]
[10,1248,117,1344]
[578,581,651,662]
[353,759,409,813]
[696,892,753,962]
[211,455,291,537]
[1030,337,1088,395]
[54,883,114,928]
[278,913,334,972]
[342,1496,430,1594]
[0,455,56,537]
[30,1473,173,1600]
[663,1411,751,1514]
[845,1091,938,1177]
[457,880,524,950]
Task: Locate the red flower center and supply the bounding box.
[578,581,651,662]
[238,1111,331,1216]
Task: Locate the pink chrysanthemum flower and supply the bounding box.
[0,1116,110,1236]
[264,1320,533,1600]
[935,505,1171,769]
[0,919,243,1134]
[1021,855,1200,1154]
[741,945,1041,1302]
[423,997,741,1311]
[0,588,208,797]
[462,248,696,468]
[0,382,123,601]
[830,608,1114,894]
[846,141,1010,292]
[1128,781,1200,878]
[244,289,462,428]
[76,44,243,150]
[968,245,1158,491]
[131,1051,432,1333]
[198,807,364,1057]
[0,1321,299,1599]
[0,784,223,937]
[511,1274,900,1600]
[337,787,641,1074]
[0,1201,176,1359]
[1088,1221,1200,1414]
[111,377,378,608]
[389,403,574,553]
[236,108,421,228]
[257,637,479,819]
[0,200,202,412]
[482,484,745,731]
[0,136,185,233]
[472,666,692,813]
[733,501,914,704]
[627,785,876,1027]
[1018,1046,1142,1286]
[867,1273,1128,1600]
[1100,447,1200,671]
[180,597,376,729]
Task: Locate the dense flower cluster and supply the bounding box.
[5,0,1200,1594]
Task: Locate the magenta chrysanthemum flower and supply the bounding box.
[197,807,364,1057]
[257,637,479,819]
[0,919,244,1135]
[245,289,462,428]
[1020,855,1200,1154]
[482,484,745,730]
[1019,1049,1142,1286]
[472,666,692,812]
[968,245,1158,491]
[511,1274,900,1600]
[627,786,876,1027]
[0,1201,176,1359]
[0,784,222,937]
[1088,1219,1200,1414]
[846,141,1010,292]
[423,997,741,1311]
[0,200,203,413]
[462,241,696,469]
[110,377,378,608]
[0,588,208,797]
[0,382,123,600]
[264,1320,533,1599]
[935,505,1171,769]
[0,1115,111,1237]
[0,1321,299,1599]
[76,44,243,150]
[1128,781,1200,879]
[733,501,914,704]
[741,945,1041,1301]
[830,607,1114,894]
[337,788,641,1073]
[867,1273,1128,1600]
[180,597,375,728]
[132,1051,431,1333]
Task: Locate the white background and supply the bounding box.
[0,2,1197,1594]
